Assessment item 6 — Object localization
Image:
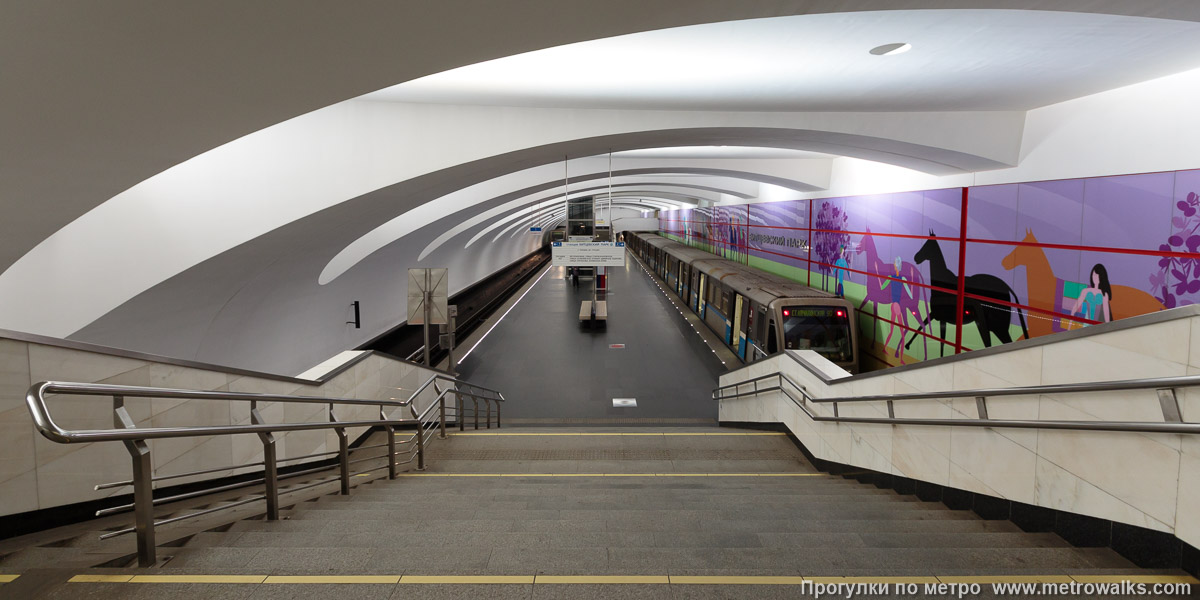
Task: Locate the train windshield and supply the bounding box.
[781,306,852,363]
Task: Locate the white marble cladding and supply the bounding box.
[1,337,441,516]
[719,314,1200,550]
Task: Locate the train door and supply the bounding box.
[697,274,707,317]
[753,306,769,361]
[691,270,701,310]
[677,263,685,296]
[732,294,747,360]
[767,317,779,354]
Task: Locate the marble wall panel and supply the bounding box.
[0,339,36,512]
[1177,436,1200,548]
[6,334,445,515]
[1040,336,1187,385]
[1035,427,1180,528]
[724,313,1200,547]
[949,426,1037,501]
[1034,457,1172,533]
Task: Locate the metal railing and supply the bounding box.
[25,372,505,567]
[714,371,1199,434]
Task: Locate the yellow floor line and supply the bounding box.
[401,575,535,584]
[65,573,1198,586]
[939,575,1073,584]
[1072,575,1199,584]
[69,574,133,583]
[449,432,785,436]
[537,575,669,584]
[264,575,399,584]
[397,473,828,477]
[669,576,806,585]
[0,575,20,583]
[129,575,267,584]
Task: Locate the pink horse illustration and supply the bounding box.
[857,230,929,363]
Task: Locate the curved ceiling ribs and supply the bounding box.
[8,3,1200,373]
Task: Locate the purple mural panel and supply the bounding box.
[968,184,1019,241]
[1081,173,1173,254]
[859,193,894,236]
[966,184,1023,308]
[1017,180,1084,245]
[1016,180,1085,288]
[922,188,963,240]
[747,202,808,269]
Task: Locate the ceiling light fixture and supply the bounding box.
[869,42,911,56]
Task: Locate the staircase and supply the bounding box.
[3,427,1194,598]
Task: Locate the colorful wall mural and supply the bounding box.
[660,169,1200,369]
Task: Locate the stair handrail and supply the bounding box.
[714,371,1199,435]
[25,371,506,567]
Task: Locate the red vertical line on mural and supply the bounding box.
[807,199,814,288]
[954,188,970,354]
[746,204,751,266]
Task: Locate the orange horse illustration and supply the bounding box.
[1001,230,1166,338]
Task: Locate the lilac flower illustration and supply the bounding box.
[813,201,850,290]
[1151,192,1200,308]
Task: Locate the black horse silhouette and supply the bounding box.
[906,231,1028,356]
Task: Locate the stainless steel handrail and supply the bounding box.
[25,370,506,567]
[714,371,1198,435]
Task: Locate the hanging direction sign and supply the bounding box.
[551,242,626,267]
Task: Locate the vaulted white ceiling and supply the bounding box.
[365,10,1200,111]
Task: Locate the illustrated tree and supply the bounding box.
[812,201,850,290]
[1150,191,1200,308]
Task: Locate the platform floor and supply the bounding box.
[456,256,724,424]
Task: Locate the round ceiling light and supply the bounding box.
[869,42,912,56]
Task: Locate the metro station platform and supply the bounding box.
[455,258,725,424]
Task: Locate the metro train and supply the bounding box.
[625,231,859,373]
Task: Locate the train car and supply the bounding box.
[625,231,859,373]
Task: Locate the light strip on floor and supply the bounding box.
[457,267,550,364]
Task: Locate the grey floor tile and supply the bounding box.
[40,582,260,600]
[161,547,264,569]
[669,585,811,600]
[389,584,533,600]
[250,583,396,599]
[532,584,673,600]
[487,548,609,575]
[244,547,376,574]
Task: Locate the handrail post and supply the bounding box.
[439,395,447,439]
[330,403,350,495]
[381,404,397,479]
[250,401,279,520]
[485,399,492,429]
[114,395,155,567]
[496,395,502,429]
[415,421,426,471]
[473,397,480,430]
[458,390,465,432]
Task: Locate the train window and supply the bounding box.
[767,320,778,353]
[780,306,852,363]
